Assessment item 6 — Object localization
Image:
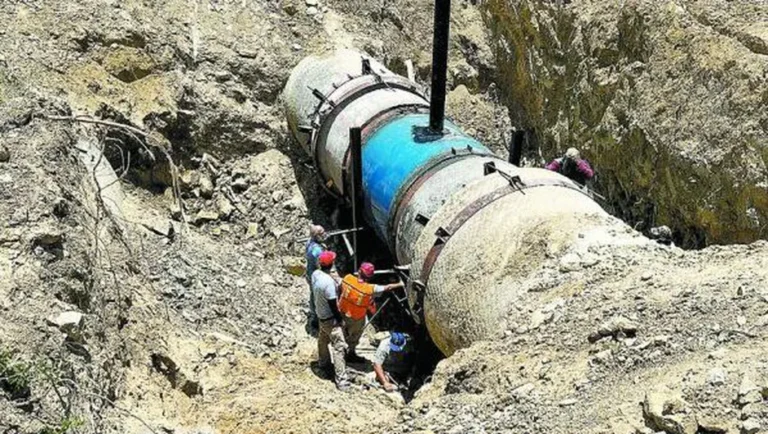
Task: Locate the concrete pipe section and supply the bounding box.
[283,50,622,356]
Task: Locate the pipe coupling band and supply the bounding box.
[418,177,591,287]
[310,75,426,175]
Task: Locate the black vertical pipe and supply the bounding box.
[429,0,451,134]
[508,130,525,166]
[349,127,363,270]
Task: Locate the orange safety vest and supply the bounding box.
[338,274,377,320]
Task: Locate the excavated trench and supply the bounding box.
[87,30,753,407]
[62,0,768,406]
[4,1,767,432]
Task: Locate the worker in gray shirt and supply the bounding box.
[372,332,408,392]
[312,250,350,391]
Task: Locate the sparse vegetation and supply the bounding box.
[0,348,33,400]
[39,417,84,434]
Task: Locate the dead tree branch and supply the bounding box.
[45,113,190,241]
[45,115,156,161]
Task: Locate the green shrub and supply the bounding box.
[39,416,84,434]
[0,348,33,400]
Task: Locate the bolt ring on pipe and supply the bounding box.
[309,74,427,197]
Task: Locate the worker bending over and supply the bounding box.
[305,224,327,330]
[338,262,404,363]
[545,147,594,185]
[372,332,408,392]
[312,250,350,391]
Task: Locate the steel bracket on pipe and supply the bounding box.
[412,280,426,292]
[483,161,498,176]
[310,87,335,108]
[408,280,426,325]
[413,125,450,143]
[484,161,526,193]
[297,124,314,148]
[435,226,451,244]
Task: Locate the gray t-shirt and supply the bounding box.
[373,338,391,365]
[312,269,338,321]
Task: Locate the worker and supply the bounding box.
[312,250,351,391]
[545,147,594,185]
[338,262,404,363]
[305,224,327,330]
[372,332,408,392]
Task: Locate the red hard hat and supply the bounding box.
[359,262,375,279]
[318,250,336,268]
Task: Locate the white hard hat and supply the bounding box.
[309,224,325,239]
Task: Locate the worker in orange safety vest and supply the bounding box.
[338,262,403,363]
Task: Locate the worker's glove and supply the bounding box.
[383,382,397,392]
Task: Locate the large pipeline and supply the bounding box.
[283,50,629,355]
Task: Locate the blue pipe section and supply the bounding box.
[362,113,490,241]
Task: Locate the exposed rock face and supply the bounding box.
[483,0,768,247]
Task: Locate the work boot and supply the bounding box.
[336,380,351,392]
[310,361,333,380]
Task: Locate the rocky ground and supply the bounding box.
[0,0,767,433]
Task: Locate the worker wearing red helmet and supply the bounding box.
[338,262,404,363]
[312,250,350,390]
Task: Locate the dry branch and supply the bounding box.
[58,377,160,434]
[44,113,191,240]
[46,115,156,161]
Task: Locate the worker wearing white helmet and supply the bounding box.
[545,147,595,185]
